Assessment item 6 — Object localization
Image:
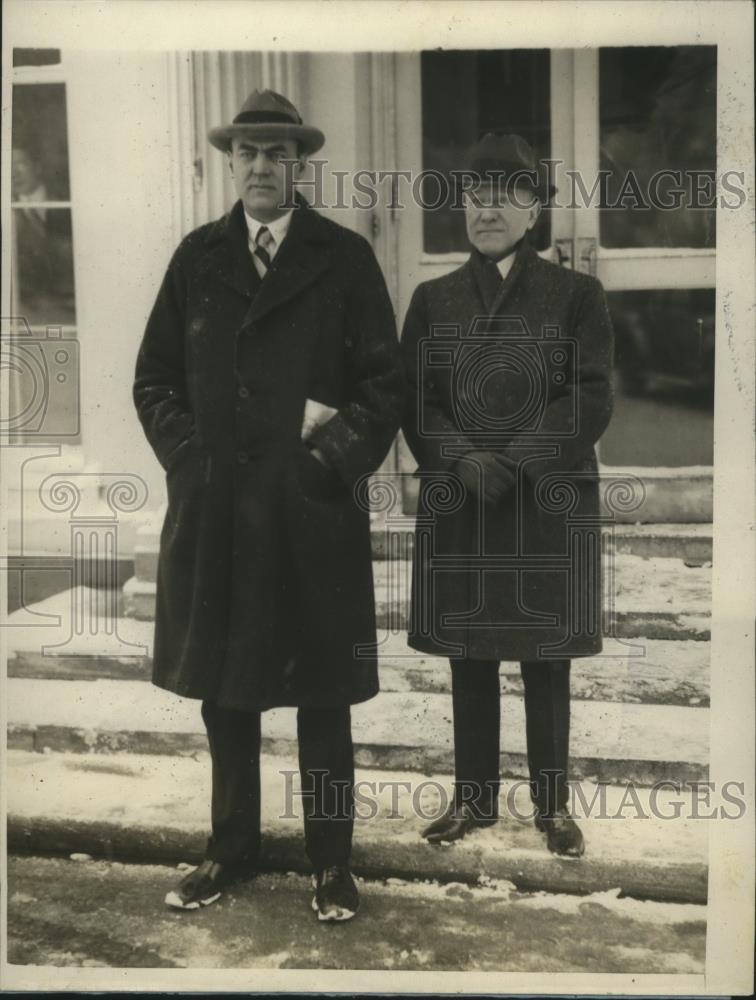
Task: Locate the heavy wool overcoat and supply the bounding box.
[134,198,403,710]
[400,242,614,663]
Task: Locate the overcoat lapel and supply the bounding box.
[466,240,539,321]
[467,248,503,314]
[202,201,262,302]
[202,197,331,328]
[248,197,331,325]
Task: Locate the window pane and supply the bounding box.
[11,207,76,327]
[13,48,61,67]
[421,50,551,253]
[599,46,716,249]
[6,325,80,441]
[12,83,71,201]
[600,289,714,466]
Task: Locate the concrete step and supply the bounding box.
[122,553,711,640]
[372,520,712,564]
[6,749,708,903]
[6,590,710,707]
[7,676,709,785]
[399,467,714,524]
[132,521,713,581]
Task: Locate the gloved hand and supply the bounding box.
[453,450,517,505]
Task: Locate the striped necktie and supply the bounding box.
[254,226,275,274]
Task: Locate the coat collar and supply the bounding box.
[466,238,539,314]
[203,193,331,325]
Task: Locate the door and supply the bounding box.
[573,47,716,475]
[388,47,715,520]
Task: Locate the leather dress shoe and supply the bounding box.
[164,858,254,910]
[535,810,585,858]
[311,865,359,922]
[421,802,495,844]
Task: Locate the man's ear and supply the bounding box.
[527,199,543,230]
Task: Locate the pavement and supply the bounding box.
[6,855,706,972]
[7,749,708,904]
[4,572,712,911]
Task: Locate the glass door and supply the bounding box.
[394,48,575,298]
[574,47,716,470]
[393,49,576,505]
[390,47,715,513]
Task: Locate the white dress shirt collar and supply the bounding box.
[244,209,293,259]
[496,249,517,281]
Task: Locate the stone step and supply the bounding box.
[371,520,712,564]
[132,521,713,581]
[399,467,714,524]
[6,589,710,707]
[123,552,711,639]
[6,749,708,904]
[7,676,709,785]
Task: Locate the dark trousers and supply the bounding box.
[450,657,571,819]
[201,701,354,870]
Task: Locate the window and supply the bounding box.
[8,50,79,442]
[420,50,551,254]
[599,46,716,249]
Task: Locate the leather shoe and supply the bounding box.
[165,858,254,910]
[421,802,494,844]
[535,810,585,858]
[311,865,359,922]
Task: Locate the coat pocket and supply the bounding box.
[165,433,201,474]
[295,443,346,503]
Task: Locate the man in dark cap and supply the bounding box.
[134,90,403,919]
[401,133,614,857]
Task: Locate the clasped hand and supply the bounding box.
[454,450,517,504]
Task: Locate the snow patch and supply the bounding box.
[515,887,706,925]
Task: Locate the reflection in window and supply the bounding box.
[421,50,551,253]
[12,83,71,200]
[11,81,76,328]
[9,63,79,443]
[600,288,714,467]
[11,208,76,327]
[599,46,716,249]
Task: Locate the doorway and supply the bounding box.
[388,47,716,516]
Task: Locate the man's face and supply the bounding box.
[464,182,542,259]
[228,136,303,221]
[12,148,40,198]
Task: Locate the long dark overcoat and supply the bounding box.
[134,197,403,710]
[400,242,614,663]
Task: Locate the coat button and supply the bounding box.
[237,386,250,398]
[237,451,249,464]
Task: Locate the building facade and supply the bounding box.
[6,46,716,606]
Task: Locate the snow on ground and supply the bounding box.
[366,873,706,925]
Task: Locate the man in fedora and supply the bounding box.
[134,89,403,919]
[400,133,614,856]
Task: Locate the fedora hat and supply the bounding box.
[463,132,557,204]
[208,88,325,155]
